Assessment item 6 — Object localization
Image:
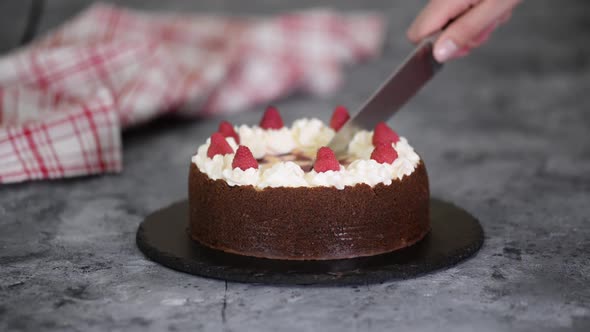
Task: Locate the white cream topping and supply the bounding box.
[345,159,395,186]
[291,118,335,156]
[305,166,346,189]
[395,137,420,164]
[237,125,296,158]
[222,167,260,186]
[236,125,269,159]
[391,157,416,179]
[192,119,421,189]
[348,130,373,160]
[259,162,308,188]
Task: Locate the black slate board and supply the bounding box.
[136,198,483,285]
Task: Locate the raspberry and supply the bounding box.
[313,147,340,172]
[370,143,398,164]
[207,132,234,158]
[329,105,351,131]
[232,145,258,170]
[372,122,400,146]
[259,106,284,129]
[218,121,240,144]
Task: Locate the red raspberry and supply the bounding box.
[259,106,284,129]
[313,147,340,172]
[207,132,234,158]
[232,145,258,170]
[370,143,398,164]
[329,105,351,131]
[372,122,400,146]
[218,121,240,144]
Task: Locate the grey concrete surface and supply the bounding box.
[1,1,589,331]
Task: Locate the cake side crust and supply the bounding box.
[188,162,430,260]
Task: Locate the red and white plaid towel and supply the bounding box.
[0,3,384,184]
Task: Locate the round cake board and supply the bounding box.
[136,198,483,286]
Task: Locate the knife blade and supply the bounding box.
[327,37,443,158]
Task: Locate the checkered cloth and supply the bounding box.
[0,3,384,184]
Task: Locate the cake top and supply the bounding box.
[192,106,420,189]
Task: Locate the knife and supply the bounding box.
[327,36,443,159]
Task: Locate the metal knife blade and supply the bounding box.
[327,37,443,158]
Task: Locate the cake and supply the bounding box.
[189,106,430,260]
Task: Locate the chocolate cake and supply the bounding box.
[188,106,430,260]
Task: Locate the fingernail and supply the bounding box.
[434,39,458,62]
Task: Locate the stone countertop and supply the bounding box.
[1,1,589,331]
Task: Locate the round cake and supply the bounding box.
[189,106,430,260]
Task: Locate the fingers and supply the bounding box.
[439,10,511,60]
[454,46,471,58]
[433,0,521,62]
[470,19,499,47]
[474,10,512,46]
[407,0,481,43]
[498,10,512,25]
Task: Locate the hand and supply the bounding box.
[407,0,522,62]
